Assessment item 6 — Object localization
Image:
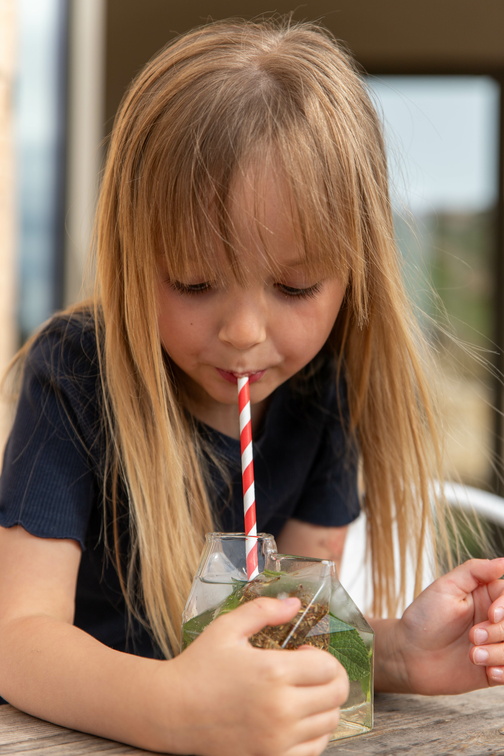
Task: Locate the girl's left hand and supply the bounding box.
[393,557,504,695]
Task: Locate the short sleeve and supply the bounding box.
[0,315,102,548]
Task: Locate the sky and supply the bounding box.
[368,76,500,214]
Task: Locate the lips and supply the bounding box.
[216,369,266,385]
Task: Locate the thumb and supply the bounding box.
[212,596,301,640]
[439,557,504,596]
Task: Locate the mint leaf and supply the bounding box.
[215,581,247,616]
[329,613,371,690]
[182,608,214,648]
[261,569,289,577]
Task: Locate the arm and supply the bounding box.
[369,558,504,695]
[276,519,348,573]
[0,525,168,746]
[0,525,349,756]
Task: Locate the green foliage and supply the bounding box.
[329,614,372,700]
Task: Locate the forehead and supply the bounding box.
[160,158,343,284]
[226,166,305,268]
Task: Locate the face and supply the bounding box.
[157,171,346,437]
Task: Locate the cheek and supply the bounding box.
[158,310,186,352]
[317,290,345,339]
[277,316,328,363]
[157,293,197,339]
[290,299,341,342]
[285,307,339,362]
[160,315,210,361]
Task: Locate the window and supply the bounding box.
[15,0,68,341]
[368,76,500,488]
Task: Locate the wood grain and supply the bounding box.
[0,706,156,755]
[326,688,504,755]
[2,687,504,755]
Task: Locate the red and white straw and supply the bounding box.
[237,376,258,580]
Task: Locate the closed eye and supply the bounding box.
[275,282,322,299]
[170,281,213,295]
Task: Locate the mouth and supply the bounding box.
[216,368,267,385]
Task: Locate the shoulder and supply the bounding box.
[0,311,105,546]
[25,308,99,387]
[20,308,103,446]
[28,307,98,359]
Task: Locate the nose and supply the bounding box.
[218,289,267,351]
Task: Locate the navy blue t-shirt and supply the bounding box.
[0,312,359,662]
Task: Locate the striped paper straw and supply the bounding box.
[237,376,258,580]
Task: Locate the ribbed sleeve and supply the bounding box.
[0,313,102,548]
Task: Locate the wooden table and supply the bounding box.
[326,688,504,755]
[1,687,504,755]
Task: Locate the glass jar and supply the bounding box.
[181,532,277,644]
[181,533,374,740]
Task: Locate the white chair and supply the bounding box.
[339,482,504,617]
[436,481,504,527]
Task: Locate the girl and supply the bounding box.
[0,17,503,756]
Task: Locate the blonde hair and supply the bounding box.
[92,17,454,654]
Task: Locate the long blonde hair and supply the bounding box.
[92,17,453,655]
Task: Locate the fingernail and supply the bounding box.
[474,628,489,644]
[474,648,489,664]
[494,607,504,623]
[281,597,300,607]
[490,667,504,680]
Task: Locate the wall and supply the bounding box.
[104,0,504,127]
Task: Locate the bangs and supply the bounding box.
[150,135,358,290]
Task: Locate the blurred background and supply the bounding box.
[1,0,503,495]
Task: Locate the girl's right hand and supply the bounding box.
[159,597,349,756]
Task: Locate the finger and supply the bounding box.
[293,648,349,690]
[487,583,504,620]
[289,671,349,715]
[470,618,504,646]
[292,707,341,748]
[487,580,504,608]
[211,596,301,640]
[470,641,504,669]
[470,584,504,644]
[437,558,504,597]
[487,667,504,686]
[255,645,344,688]
[287,732,332,756]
